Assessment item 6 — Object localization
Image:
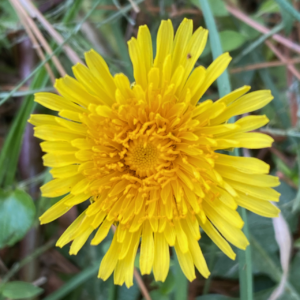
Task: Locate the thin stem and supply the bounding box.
[226,4,300,54]
[134,269,152,300]
[265,40,300,81]
[230,57,300,73]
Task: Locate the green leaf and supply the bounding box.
[159,270,175,295]
[0,189,36,248]
[197,296,237,300]
[192,0,228,16]
[147,290,169,300]
[117,283,139,300]
[1,281,43,299]
[257,0,280,16]
[220,30,247,52]
[202,30,247,56]
[294,238,300,249]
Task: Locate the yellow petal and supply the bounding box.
[171,18,193,73]
[191,53,232,104]
[205,204,249,250]
[180,66,206,101]
[228,115,269,134]
[177,27,208,93]
[43,153,79,167]
[28,114,57,126]
[199,218,236,260]
[217,165,280,187]
[154,20,174,71]
[114,73,135,99]
[153,232,170,281]
[225,179,280,202]
[54,75,100,108]
[174,220,189,253]
[71,178,90,195]
[186,235,210,278]
[55,117,86,135]
[59,110,81,122]
[164,221,176,246]
[41,141,76,154]
[211,90,273,125]
[41,174,83,197]
[34,92,84,112]
[34,125,82,142]
[137,25,153,77]
[69,227,94,255]
[50,165,79,178]
[203,198,244,229]
[236,193,280,218]
[98,233,119,280]
[227,132,274,149]
[216,85,250,105]
[215,153,270,174]
[56,211,86,247]
[39,194,72,224]
[128,37,147,89]
[72,63,114,106]
[91,219,114,245]
[140,221,154,274]
[174,240,196,281]
[65,193,90,206]
[85,49,116,99]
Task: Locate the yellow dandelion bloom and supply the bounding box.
[29,18,280,287]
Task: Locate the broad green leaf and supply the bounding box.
[0,189,36,248]
[1,281,43,299]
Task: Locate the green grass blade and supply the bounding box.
[42,262,100,300]
[275,0,300,22]
[237,207,253,300]
[174,256,188,300]
[1,70,49,187]
[199,0,231,97]
[199,1,253,299]
[234,22,284,63]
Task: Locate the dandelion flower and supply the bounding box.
[29,18,280,287]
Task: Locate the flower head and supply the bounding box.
[29,18,280,287]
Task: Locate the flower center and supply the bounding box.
[125,140,160,177]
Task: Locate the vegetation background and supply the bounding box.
[1,0,300,299]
